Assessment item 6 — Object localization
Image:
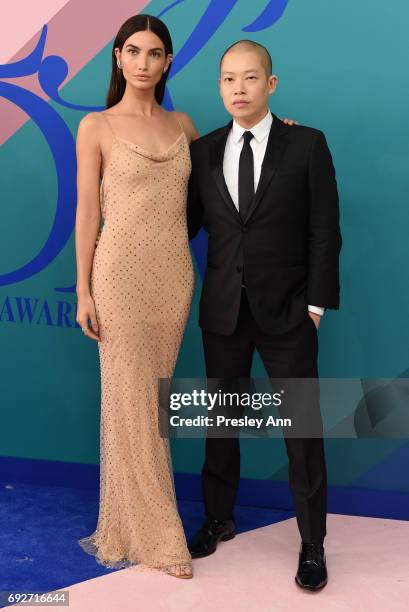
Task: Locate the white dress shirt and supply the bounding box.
[222,110,324,316]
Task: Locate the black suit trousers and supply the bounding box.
[201,288,327,543]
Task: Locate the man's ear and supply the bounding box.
[269,75,278,95]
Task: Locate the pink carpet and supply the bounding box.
[9,514,409,611]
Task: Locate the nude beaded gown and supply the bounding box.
[78,113,194,571]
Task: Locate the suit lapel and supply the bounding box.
[244,113,288,224]
[209,113,288,224]
[210,121,242,222]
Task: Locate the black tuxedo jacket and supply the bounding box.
[187,113,342,335]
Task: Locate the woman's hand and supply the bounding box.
[76,293,100,341]
[281,117,300,126]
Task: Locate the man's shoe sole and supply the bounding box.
[189,530,236,559]
[294,575,328,591]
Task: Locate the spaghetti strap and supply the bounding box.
[101,112,115,136]
[173,112,185,136]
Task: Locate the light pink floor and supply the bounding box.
[11,514,409,611]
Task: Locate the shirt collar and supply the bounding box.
[232,110,273,144]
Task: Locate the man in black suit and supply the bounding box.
[186,40,341,591]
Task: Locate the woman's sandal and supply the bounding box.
[166,564,193,579]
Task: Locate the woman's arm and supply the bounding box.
[75,112,103,340]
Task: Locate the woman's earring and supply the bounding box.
[117,60,122,69]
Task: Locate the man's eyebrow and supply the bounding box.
[221,69,261,75]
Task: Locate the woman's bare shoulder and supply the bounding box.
[76,112,112,151]
[172,110,200,142]
[76,113,102,146]
[78,111,106,133]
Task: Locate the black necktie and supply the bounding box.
[238,131,254,222]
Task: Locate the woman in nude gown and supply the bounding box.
[74,14,198,579]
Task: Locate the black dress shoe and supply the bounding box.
[188,517,236,558]
[295,542,328,591]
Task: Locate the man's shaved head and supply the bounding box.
[220,40,272,77]
[219,38,278,127]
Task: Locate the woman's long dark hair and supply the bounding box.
[106,14,173,108]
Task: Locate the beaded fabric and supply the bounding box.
[78,112,194,571]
